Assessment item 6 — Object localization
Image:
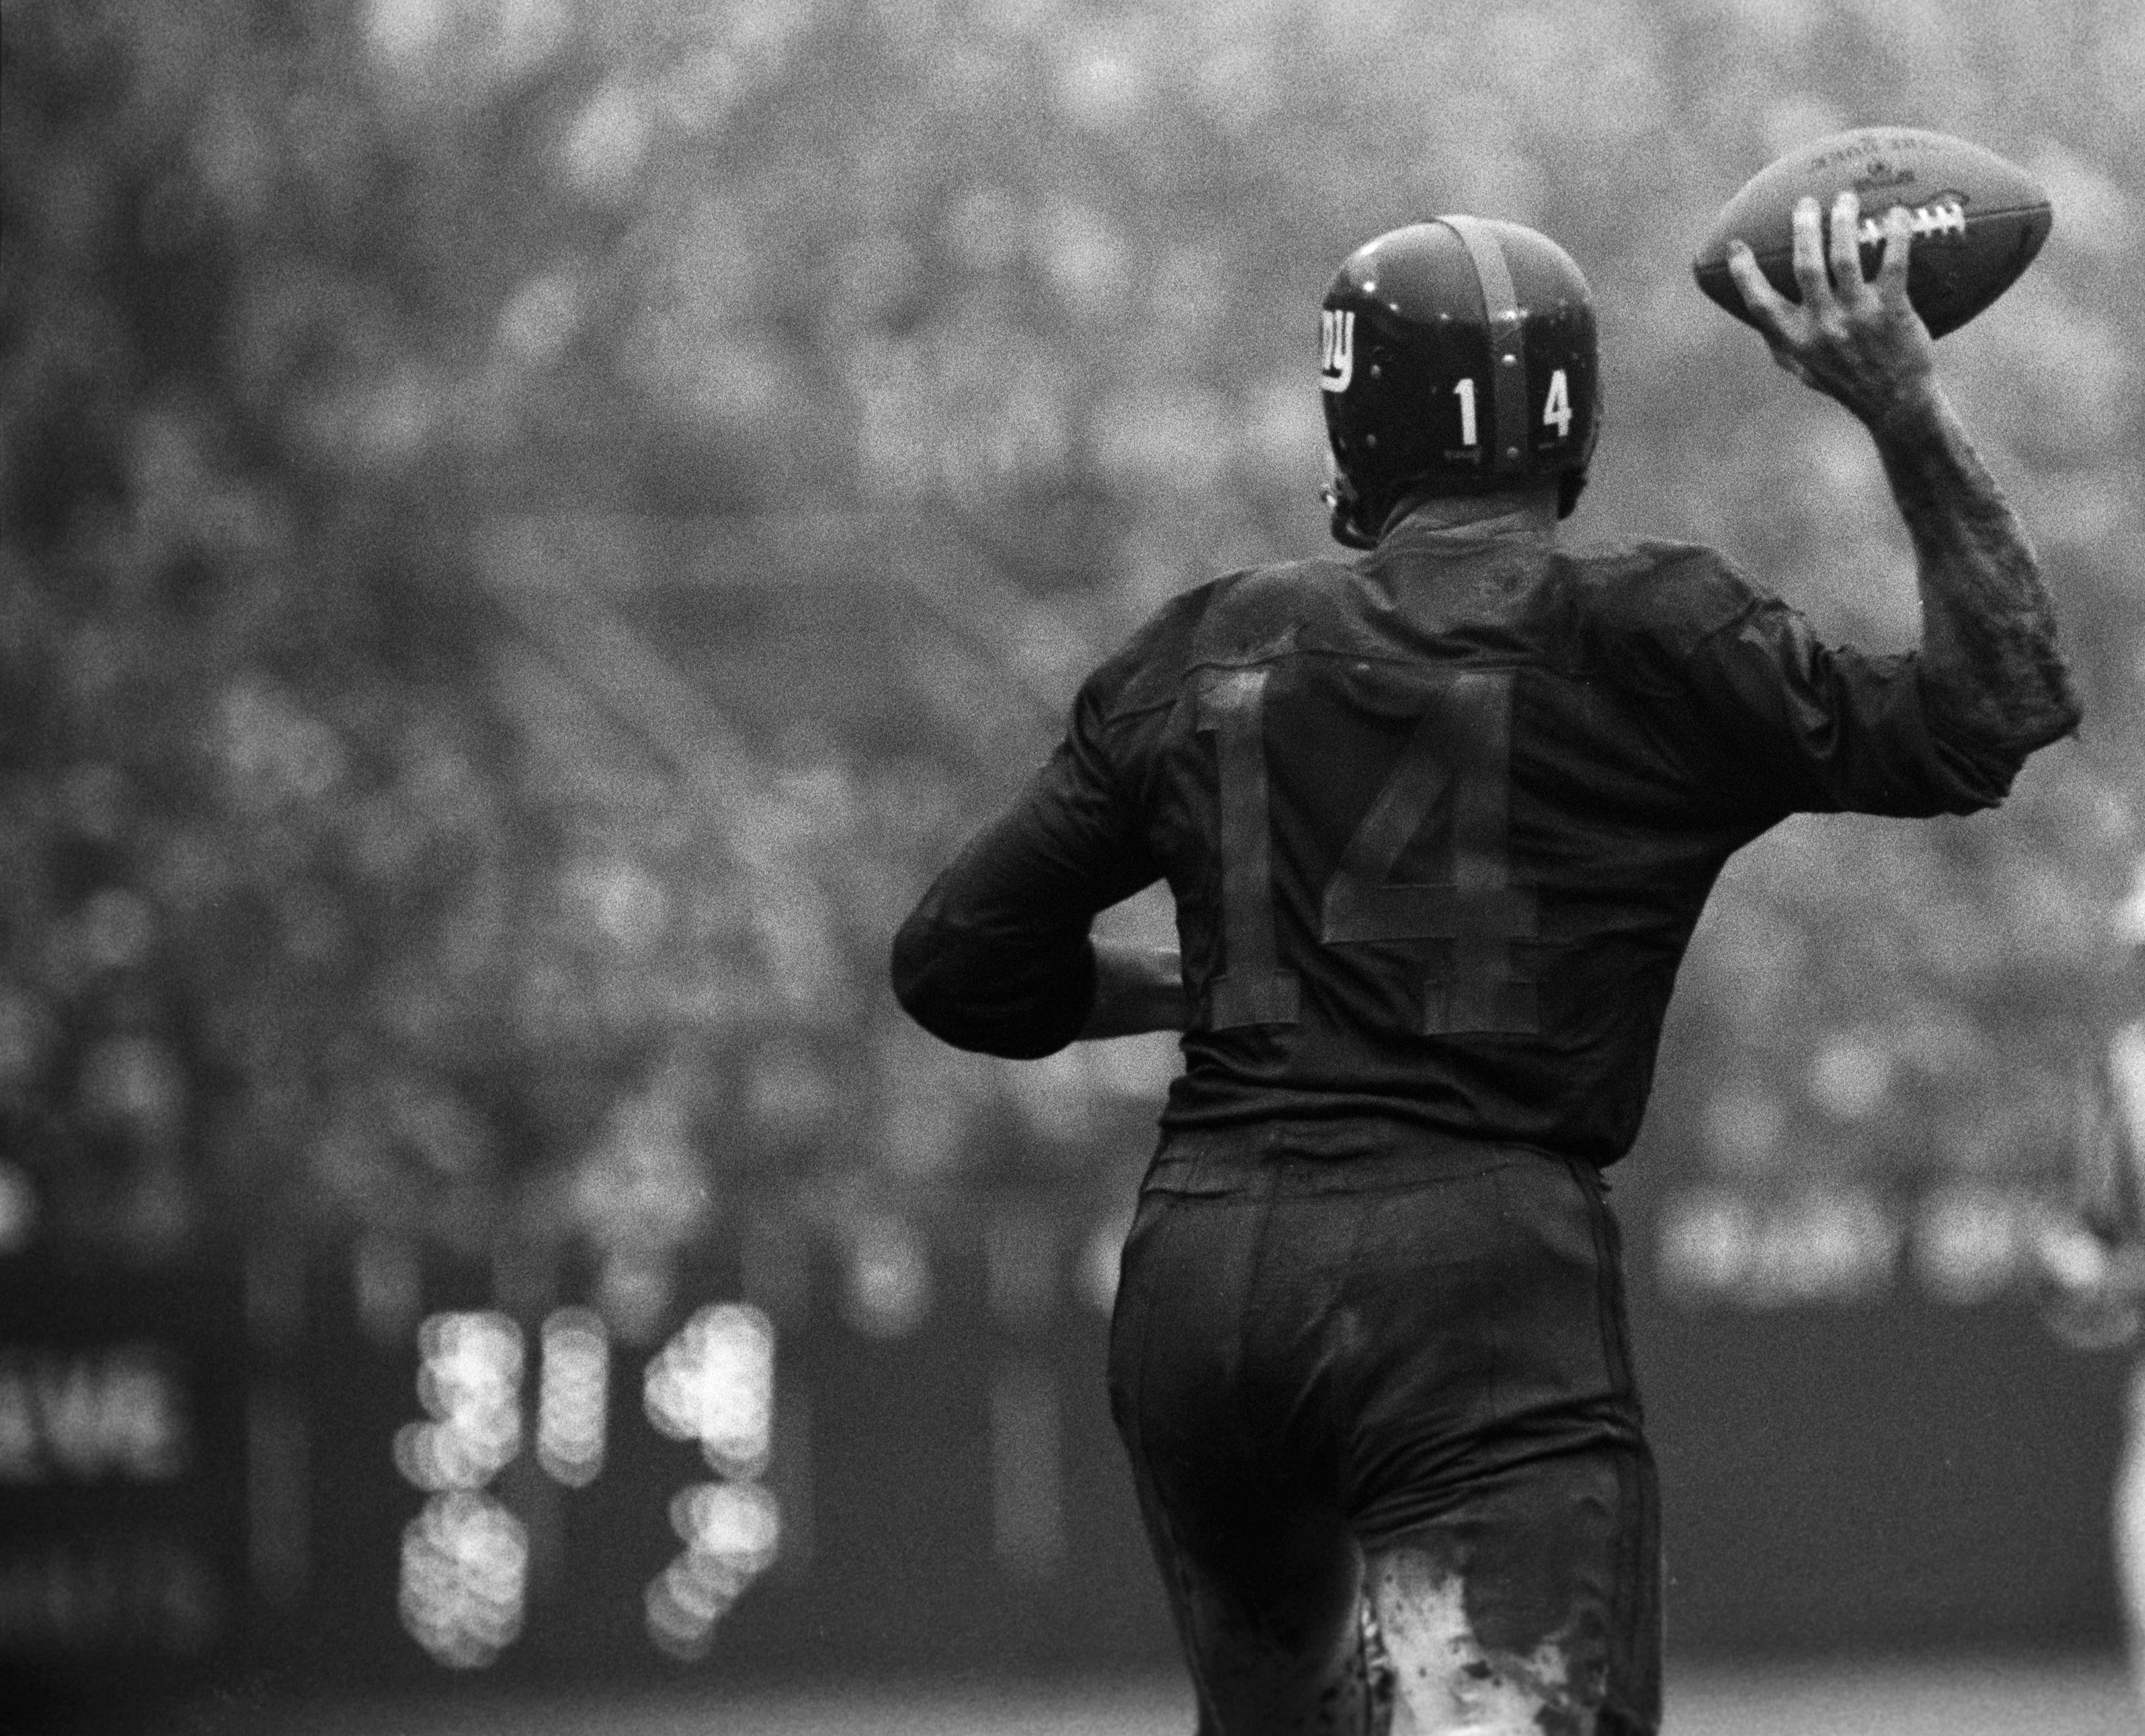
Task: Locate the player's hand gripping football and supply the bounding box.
[1727,191,1939,430]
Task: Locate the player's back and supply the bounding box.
[893,512,2015,1168]
[1088,518,1987,1165]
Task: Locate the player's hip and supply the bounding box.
[1108,1131,1641,1510]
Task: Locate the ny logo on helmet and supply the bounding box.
[1319,309,1355,393]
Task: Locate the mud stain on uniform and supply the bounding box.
[1367,1553,1595,1736]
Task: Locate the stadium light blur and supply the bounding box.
[535,1306,610,1489]
[397,1489,528,1670]
[642,1303,774,1480]
[393,1311,524,1493]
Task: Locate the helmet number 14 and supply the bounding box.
[1454,370,1572,449]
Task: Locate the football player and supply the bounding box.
[2035,864,2145,1707]
[891,193,2078,1735]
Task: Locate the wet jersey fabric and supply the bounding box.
[891,522,2026,1168]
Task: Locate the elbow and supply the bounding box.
[1997,660,2084,758]
[2041,666,2085,747]
[1931,693,2081,814]
[888,923,985,1053]
[1920,650,2083,791]
[888,912,952,1037]
[2010,629,2086,750]
[887,914,1092,1059]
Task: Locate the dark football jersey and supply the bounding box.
[891,522,2030,1167]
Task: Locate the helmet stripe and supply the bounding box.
[1437,216,1528,477]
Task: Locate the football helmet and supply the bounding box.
[1319,217,1601,549]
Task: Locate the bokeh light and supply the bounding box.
[642,1303,774,1480]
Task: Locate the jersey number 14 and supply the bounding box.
[1196,667,1539,1036]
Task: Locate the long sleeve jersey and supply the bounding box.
[891,522,2043,1168]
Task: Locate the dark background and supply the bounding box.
[2,0,2141,1726]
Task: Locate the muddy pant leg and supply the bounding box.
[1350,1160,1661,1736]
[1363,1440,1659,1736]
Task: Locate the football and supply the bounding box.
[1693,126,2052,338]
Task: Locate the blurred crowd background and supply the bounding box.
[2,0,2141,1716]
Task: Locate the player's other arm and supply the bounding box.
[1728,192,2081,761]
[888,821,1184,1054]
[889,700,1184,1057]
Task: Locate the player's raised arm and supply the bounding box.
[1727,191,2081,761]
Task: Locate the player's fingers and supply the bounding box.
[1829,190,1867,299]
[1789,197,1832,309]
[1726,243,1796,337]
[1873,203,1915,304]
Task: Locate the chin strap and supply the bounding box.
[1320,474,1379,551]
